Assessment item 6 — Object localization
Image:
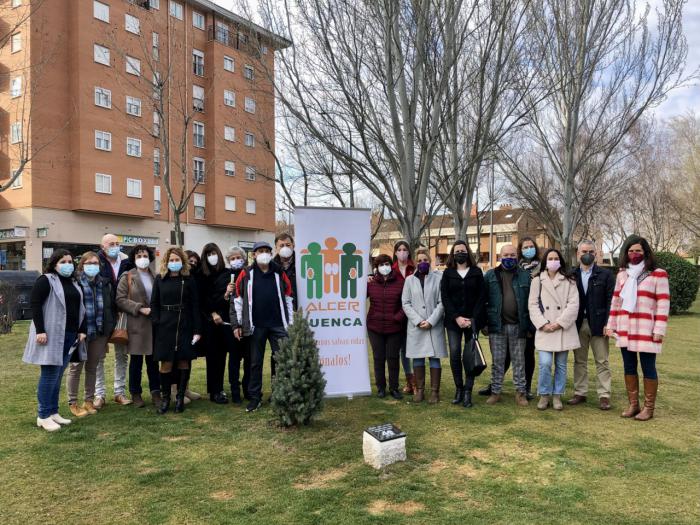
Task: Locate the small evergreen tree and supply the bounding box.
[271,310,327,426]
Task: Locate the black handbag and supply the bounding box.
[463,322,487,377]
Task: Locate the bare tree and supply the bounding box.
[500,0,692,262]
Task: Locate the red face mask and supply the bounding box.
[628,252,644,265]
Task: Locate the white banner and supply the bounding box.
[294,207,372,398]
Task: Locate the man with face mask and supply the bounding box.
[273,233,298,311]
[482,244,533,407]
[231,241,294,413]
[570,240,615,410]
[94,233,134,408]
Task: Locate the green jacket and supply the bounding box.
[483,266,533,337]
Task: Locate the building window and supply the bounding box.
[192,49,204,76]
[243,65,254,80]
[150,0,160,8]
[12,0,22,7]
[238,33,249,46]
[126,96,142,117]
[152,72,161,100]
[261,45,268,55]
[95,173,112,194]
[154,185,161,213]
[10,33,21,53]
[10,169,22,189]
[193,11,205,30]
[467,235,478,245]
[94,87,112,108]
[169,1,183,20]
[94,44,110,66]
[245,166,256,181]
[223,90,235,107]
[193,157,205,183]
[127,178,142,198]
[193,192,205,219]
[215,21,230,44]
[126,56,141,76]
[10,122,22,144]
[496,233,511,243]
[10,77,22,98]
[224,126,235,142]
[153,148,160,177]
[126,137,142,157]
[245,199,256,214]
[224,160,235,177]
[152,32,159,60]
[193,121,205,148]
[244,97,256,114]
[224,196,236,211]
[244,132,255,148]
[224,55,234,72]
[152,112,160,136]
[125,13,140,34]
[93,1,109,22]
[94,130,112,151]
[193,85,204,112]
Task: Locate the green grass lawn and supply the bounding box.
[1,304,699,525]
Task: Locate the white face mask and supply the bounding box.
[378,265,392,276]
[230,259,244,270]
[279,246,293,259]
[256,252,272,266]
[207,254,219,266]
[135,257,150,269]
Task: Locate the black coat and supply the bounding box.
[440,266,486,331]
[201,268,234,322]
[574,265,615,336]
[151,274,201,362]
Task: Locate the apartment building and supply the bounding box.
[0,0,290,271]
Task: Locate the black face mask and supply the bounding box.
[580,253,595,266]
[454,252,469,264]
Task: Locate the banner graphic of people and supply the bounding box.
[294,207,372,397]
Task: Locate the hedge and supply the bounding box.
[656,252,700,314]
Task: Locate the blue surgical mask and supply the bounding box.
[167,261,183,272]
[107,246,120,258]
[57,263,74,277]
[501,257,517,271]
[522,247,536,260]
[83,264,100,278]
[230,259,244,270]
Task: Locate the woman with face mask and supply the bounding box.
[151,247,202,414]
[401,248,446,403]
[225,247,251,402]
[391,241,417,395]
[528,249,580,411]
[440,241,486,408]
[65,252,116,417]
[115,245,160,408]
[366,254,406,400]
[606,236,669,421]
[199,243,235,404]
[23,249,87,431]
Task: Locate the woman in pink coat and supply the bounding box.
[606,236,670,421]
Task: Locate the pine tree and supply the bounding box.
[271,310,327,426]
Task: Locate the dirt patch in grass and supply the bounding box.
[367,500,425,516]
[161,435,187,442]
[428,459,448,474]
[210,490,235,501]
[294,465,350,490]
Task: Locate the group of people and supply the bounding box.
[22,229,669,433]
[366,235,669,419]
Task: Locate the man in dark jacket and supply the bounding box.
[271,233,298,380]
[569,240,615,410]
[232,241,294,413]
[95,234,134,408]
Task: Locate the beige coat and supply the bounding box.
[116,268,155,356]
[528,272,580,352]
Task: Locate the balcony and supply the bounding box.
[127,0,151,9]
[193,98,204,112]
[207,26,248,51]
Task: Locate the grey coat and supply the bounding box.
[23,273,87,366]
[401,271,447,359]
[116,268,155,356]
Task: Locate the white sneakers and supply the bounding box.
[36,414,72,432]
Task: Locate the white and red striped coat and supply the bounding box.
[608,268,670,353]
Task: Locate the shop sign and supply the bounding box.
[0,227,27,240]
[117,234,159,246]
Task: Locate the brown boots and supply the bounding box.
[413,367,441,403]
[622,375,658,421]
[413,367,425,402]
[428,368,441,404]
[402,373,415,395]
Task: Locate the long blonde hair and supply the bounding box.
[159,247,190,277]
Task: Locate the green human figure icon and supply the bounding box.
[300,241,323,299]
[340,242,363,299]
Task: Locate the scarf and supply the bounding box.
[620,261,645,313]
[79,274,104,340]
[519,259,539,272]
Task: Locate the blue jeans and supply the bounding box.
[620,348,657,379]
[537,351,568,396]
[412,357,441,369]
[400,333,412,374]
[37,332,76,418]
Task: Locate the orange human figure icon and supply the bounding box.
[321,237,343,294]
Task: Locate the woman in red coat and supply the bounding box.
[367,254,406,399]
[391,241,415,394]
[607,236,670,421]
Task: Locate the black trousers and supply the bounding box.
[249,325,287,402]
[447,326,475,389]
[503,335,535,391]
[206,323,235,395]
[229,336,251,396]
[128,354,160,395]
[368,330,402,391]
